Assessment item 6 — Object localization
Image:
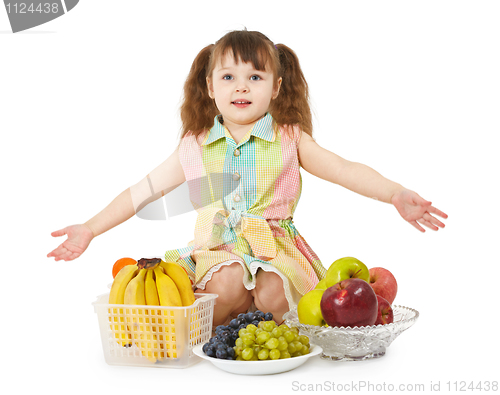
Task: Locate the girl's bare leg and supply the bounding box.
[250,269,290,324]
[195,262,253,327]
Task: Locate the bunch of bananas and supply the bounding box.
[108,258,196,363]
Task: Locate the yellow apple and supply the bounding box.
[297,289,326,326]
[325,257,370,288]
[314,278,328,290]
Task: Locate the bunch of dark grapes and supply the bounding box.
[202,310,274,360]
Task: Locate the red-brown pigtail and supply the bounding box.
[180,44,218,138]
[270,44,313,137]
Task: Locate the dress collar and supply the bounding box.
[202,113,276,146]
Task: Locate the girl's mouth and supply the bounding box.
[232,100,251,108]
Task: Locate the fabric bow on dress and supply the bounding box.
[193,207,277,261]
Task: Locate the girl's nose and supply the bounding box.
[235,82,249,93]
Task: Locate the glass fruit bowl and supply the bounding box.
[283,305,419,361]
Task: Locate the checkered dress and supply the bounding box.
[164,113,326,308]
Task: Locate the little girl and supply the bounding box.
[47,30,447,326]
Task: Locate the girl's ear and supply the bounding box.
[206,77,214,99]
[272,77,283,100]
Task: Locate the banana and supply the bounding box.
[108,264,139,347]
[154,266,182,307]
[159,260,201,345]
[123,268,147,305]
[124,268,159,363]
[144,269,166,360]
[145,268,160,306]
[154,266,183,358]
[159,260,195,307]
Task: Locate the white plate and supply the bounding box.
[192,343,322,375]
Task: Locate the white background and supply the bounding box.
[2,1,499,394]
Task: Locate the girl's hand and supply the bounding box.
[391,190,448,232]
[47,224,94,261]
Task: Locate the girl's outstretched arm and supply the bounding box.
[48,148,186,261]
[297,132,447,232]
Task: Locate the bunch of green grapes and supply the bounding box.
[233,320,310,361]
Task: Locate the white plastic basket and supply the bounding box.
[93,293,217,368]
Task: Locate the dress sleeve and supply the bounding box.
[294,125,303,146]
[290,124,303,147]
[178,130,207,182]
[278,124,303,147]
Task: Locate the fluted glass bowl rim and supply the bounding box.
[283,304,419,334]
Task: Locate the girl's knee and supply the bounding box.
[252,270,289,313]
[199,262,247,304]
[196,262,252,326]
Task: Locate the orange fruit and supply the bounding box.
[112,257,137,278]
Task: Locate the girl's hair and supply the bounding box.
[180,30,312,139]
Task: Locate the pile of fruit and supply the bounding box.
[109,257,196,363]
[298,257,398,328]
[202,311,311,361]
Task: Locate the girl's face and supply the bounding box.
[207,52,281,132]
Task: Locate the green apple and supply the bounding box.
[314,278,328,290]
[297,289,326,326]
[325,257,370,287]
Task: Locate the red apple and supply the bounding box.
[369,267,398,304]
[374,295,394,325]
[320,278,378,327]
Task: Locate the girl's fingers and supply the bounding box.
[403,193,447,232]
[409,220,425,232]
[48,244,71,259]
[51,228,67,237]
[63,250,75,261]
[48,230,66,257]
[49,241,83,261]
[419,216,439,231]
[428,205,448,219]
[48,244,66,258]
[54,250,71,261]
[425,212,445,228]
[67,252,81,261]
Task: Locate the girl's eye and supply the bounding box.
[250,75,262,81]
[223,75,233,81]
